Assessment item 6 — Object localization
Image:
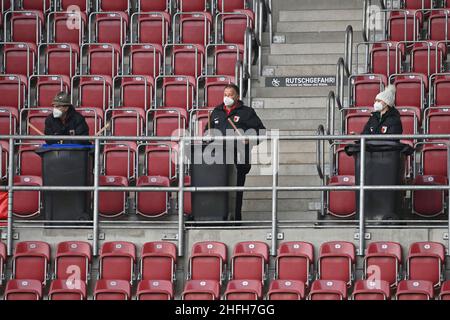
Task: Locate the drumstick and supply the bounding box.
[28,122,44,136]
[95,122,111,136]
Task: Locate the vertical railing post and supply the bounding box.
[271,136,279,256]
[93,138,100,256]
[177,137,185,257]
[6,138,14,256]
[358,137,366,256]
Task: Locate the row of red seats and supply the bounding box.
[0,240,448,300]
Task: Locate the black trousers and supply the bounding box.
[235,163,251,221]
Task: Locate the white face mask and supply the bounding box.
[373,102,384,112]
[223,96,235,107]
[53,108,63,118]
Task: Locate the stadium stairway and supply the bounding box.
[243,0,364,220]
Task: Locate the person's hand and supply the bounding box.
[243,138,249,145]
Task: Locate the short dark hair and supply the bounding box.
[224,84,240,96]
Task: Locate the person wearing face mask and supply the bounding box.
[206,84,266,221]
[44,91,90,145]
[362,85,403,135]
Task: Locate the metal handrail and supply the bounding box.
[344,25,353,76]
[336,58,346,110]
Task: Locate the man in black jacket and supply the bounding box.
[44,92,90,145]
[206,84,266,221]
[362,85,403,135]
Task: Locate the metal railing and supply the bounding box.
[1,133,450,258]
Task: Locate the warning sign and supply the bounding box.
[266,76,336,87]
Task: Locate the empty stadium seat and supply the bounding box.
[422,143,448,176]
[98,0,130,12]
[430,73,450,107]
[5,11,44,45]
[94,279,131,300]
[224,280,263,300]
[24,108,52,135]
[99,241,136,283]
[13,175,42,218]
[1,42,37,77]
[89,12,129,47]
[103,142,137,181]
[439,280,450,300]
[38,43,79,78]
[197,75,233,108]
[217,10,254,46]
[429,10,450,41]
[427,107,450,138]
[276,241,314,285]
[131,12,171,45]
[182,280,221,300]
[352,280,391,300]
[29,75,71,108]
[327,175,356,218]
[114,75,154,111]
[81,43,120,79]
[411,41,447,77]
[370,41,405,77]
[190,108,213,136]
[136,175,170,218]
[189,241,227,284]
[413,175,447,217]
[0,241,5,286]
[151,108,188,137]
[78,108,104,136]
[231,241,269,283]
[407,241,445,287]
[335,145,354,176]
[396,280,434,300]
[0,74,27,110]
[140,241,177,282]
[47,11,86,45]
[137,280,174,300]
[4,279,42,300]
[48,279,87,300]
[364,241,402,287]
[211,44,242,78]
[388,10,422,42]
[98,175,128,218]
[345,108,371,134]
[137,0,169,12]
[184,175,192,216]
[169,44,205,78]
[178,0,208,12]
[123,44,162,78]
[18,143,43,176]
[217,0,247,12]
[308,280,348,300]
[318,241,356,286]
[158,76,196,110]
[140,142,177,180]
[175,12,212,47]
[349,74,387,108]
[403,0,432,9]
[55,241,92,283]
[72,75,112,110]
[392,74,426,115]
[13,241,50,284]
[267,280,306,300]
[20,0,51,12]
[108,108,146,137]
[0,141,9,180]
[0,107,18,136]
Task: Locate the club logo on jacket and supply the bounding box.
[233,116,240,123]
[381,126,388,134]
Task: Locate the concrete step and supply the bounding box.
[251,164,320,176]
[263,119,328,131]
[246,175,322,187]
[271,42,345,55]
[243,198,316,212]
[279,9,363,22]
[252,97,327,109]
[256,108,326,120]
[275,31,364,44]
[243,211,318,221]
[244,191,321,200]
[275,0,363,10]
[251,86,333,98]
[267,53,365,66]
[265,65,337,76]
[277,20,363,33]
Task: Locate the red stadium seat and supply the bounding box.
[94,279,132,300]
[345,108,371,134]
[170,44,205,78]
[267,280,306,300]
[396,280,434,300]
[13,175,42,218]
[89,12,128,47]
[98,0,130,12]
[370,41,405,77]
[276,241,314,285]
[114,75,154,111]
[136,175,170,218]
[141,142,177,180]
[403,0,432,9]
[14,146,42,179]
[1,43,37,78]
[39,43,79,79]
[103,142,137,181]
[137,280,174,300]
[217,0,246,12]
[0,141,9,180]
[411,41,447,77]
[6,11,44,45]
[212,44,242,78]
[183,280,221,300]
[388,10,422,42]
[407,241,445,287]
[48,279,87,300]
[349,74,387,108]
[352,280,391,300]
[47,11,86,46]
[0,74,27,110]
[72,75,112,110]
[422,143,448,176]
[99,241,136,283]
[140,241,177,282]
[430,73,450,107]
[60,0,89,13]
[183,175,192,216]
[318,241,356,286]
[0,107,19,136]
[175,12,212,47]
[429,10,450,41]
[29,75,71,108]
[151,108,188,137]
[189,241,227,284]
[55,241,92,283]
[98,176,128,218]
[131,12,171,45]
[335,146,354,176]
[20,0,51,12]
[81,43,120,79]
[364,241,402,287]
[178,0,208,12]
[4,279,42,300]
[123,44,162,78]
[439,281,450,300]
[219,10,254,46]
[197,75,233,108]
[427,107,450,138]
[13,241,50,284]
[224,280,263,300]
[0,242,6,286]
[392,74,427,115]
[190,108,213,136]
[78,108,104,136]
[308,280,348,300]
[231,241,269,283]
[109,108,146,137]
[327,175,356,218]
[25,108,52,135]
[137,0,169,12]
[158,76,196,110]
[413,175,447,217]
